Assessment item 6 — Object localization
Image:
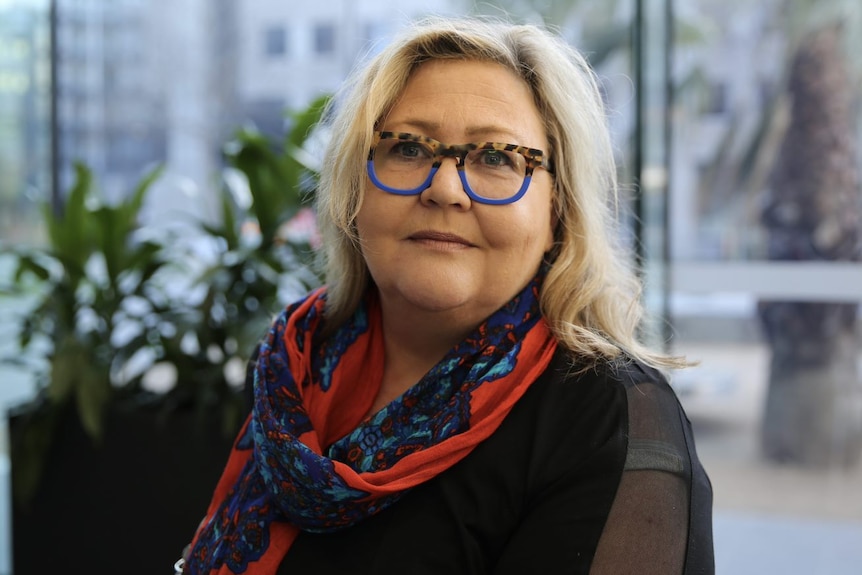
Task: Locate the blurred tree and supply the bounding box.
[757,2,862,466]
[467,0,631,67]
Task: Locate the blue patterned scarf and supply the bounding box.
[184,275,556,574]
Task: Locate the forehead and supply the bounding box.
[383,59,547,147]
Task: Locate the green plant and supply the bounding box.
[153,95,329,431]
[1,96,330,503]
[2,162,169,502]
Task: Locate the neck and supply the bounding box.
[381,295,484,360]
[367,296,481,416]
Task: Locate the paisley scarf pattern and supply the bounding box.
[185,275,556,574]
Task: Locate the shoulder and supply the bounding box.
[577,354,701,478]
[529,349,676,425]
[523,349,696,474]
[500,350,636,481]
[547,349,674,393]
[541,350,685,425]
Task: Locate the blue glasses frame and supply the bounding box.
[367,131,552,206]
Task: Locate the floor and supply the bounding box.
[677,342,862,575]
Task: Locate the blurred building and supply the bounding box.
[51,0,161,200]
[0,2,50,241]
[4,0,460,226]
[234,1,459,137]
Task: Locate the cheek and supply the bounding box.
[509,179,556,255]
[484,208,554,258]
[354,193,388,241]
[523,196,557,255]
[354,210,370,240]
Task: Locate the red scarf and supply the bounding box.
[185,277,556,574]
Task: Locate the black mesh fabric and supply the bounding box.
[268,350,714,574]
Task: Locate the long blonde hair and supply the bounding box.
[314,16,683,370]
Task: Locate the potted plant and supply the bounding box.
[3,162,170,499]
[158,95,328,431]
[1,96,328,575]
[0,161,237,575]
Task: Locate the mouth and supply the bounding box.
[407,230,475,248]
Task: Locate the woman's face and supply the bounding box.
[355,59,555,324]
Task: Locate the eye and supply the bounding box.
[478,149,511,167]
[469,148,524,173]
[390,141,432,161]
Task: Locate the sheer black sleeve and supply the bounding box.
[591,363,714,574]
[494,361,714,574]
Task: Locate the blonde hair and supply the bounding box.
[314,16,683,370]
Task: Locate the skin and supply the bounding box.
[355,59,556,413]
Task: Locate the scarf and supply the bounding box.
[185,276,556,574]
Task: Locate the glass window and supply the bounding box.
[313,22,335,55]
[0,0,50,246]
[704,81,728,115]
[264,25,286,57]
[669,0,862,572]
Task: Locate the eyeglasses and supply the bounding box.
[367,131,552,205]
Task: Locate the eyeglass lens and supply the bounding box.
[371,137,531,201]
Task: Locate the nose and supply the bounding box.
[420,157,472,209]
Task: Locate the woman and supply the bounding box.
[180,17,714,575]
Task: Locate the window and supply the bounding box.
[264,25,286,57]
[669,2,862,572]
[704,81,728,115]
[313,23,335,55]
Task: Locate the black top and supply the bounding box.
[276,349,714,574]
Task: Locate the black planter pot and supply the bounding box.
[9,400,239,575]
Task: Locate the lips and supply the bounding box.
[408,230,475,247]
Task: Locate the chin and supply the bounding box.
[395,281,514,320]
[398,287,474,314]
